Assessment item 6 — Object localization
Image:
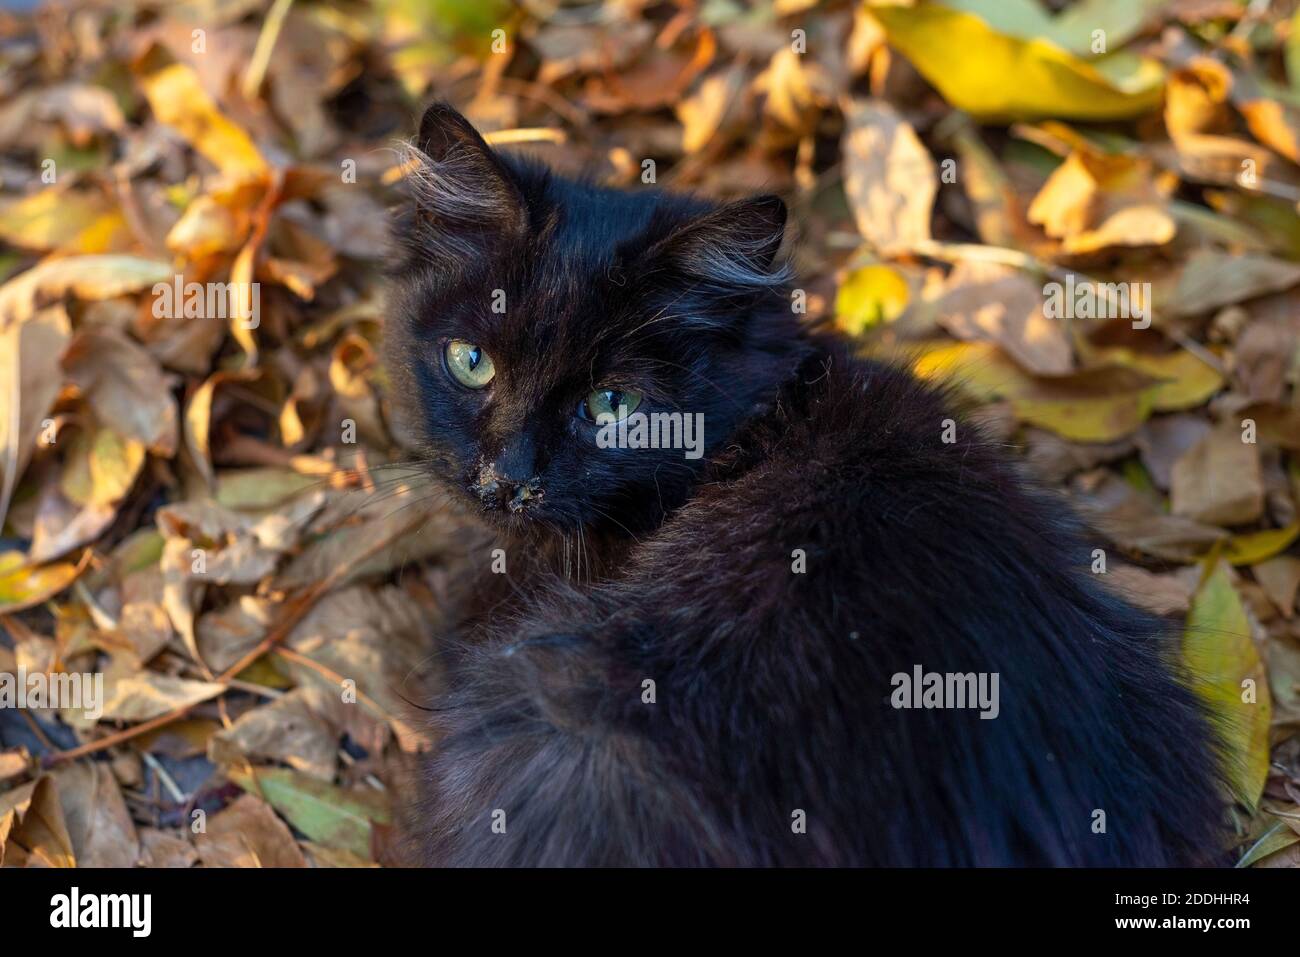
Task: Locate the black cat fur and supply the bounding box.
[384,103,1229,866]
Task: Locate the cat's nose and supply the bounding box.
[472,460,543,512]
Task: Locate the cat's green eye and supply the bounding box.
[582,388,642,422]
[444,339,495,389]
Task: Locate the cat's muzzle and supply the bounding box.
[471,461,544,514]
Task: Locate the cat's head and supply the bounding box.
[385,103,806,537]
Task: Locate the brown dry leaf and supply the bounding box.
[933,261,1072,376]
[97,671,225,723]
[209,686,339,780]
[1,775,76,867]
[1135,414,1212,490]
[49,761,140,867]
[0,255,172,326]
[1167,251,1300,317]
[37,82,126,142]
[587,29,715,113]
[0,303,70,530]
[1234,321,1296,404]
[155,495,322,661]
[329,334,387,447]
[1254,556,1300,617]
[283,584,435,750]
[533,21,654,86]
[1104,564,1194,616]
[274,488,460,592]
[0,746,30,784]
[196,595,276,674]
[949,123,1032,249]
[137,827,198,868]
[116,597,174,665]
[842,98,936,253]
[30,480,118,564]
[184,369,259,488]
[194,793,308,868]
[756,47,826,138]
[1170,425,1264,526]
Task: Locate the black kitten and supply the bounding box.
[385,103,1228,866]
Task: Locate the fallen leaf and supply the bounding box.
[1171,426,1264,526]
[1183,562,1271,809]
[835,263,912,334]
[0,303,70,530]
[97,672,225,723]
[1253,555,1300,616]
[868,0,1165,121]
[0,550,84,614]
[138,827,198,868]
[134,44,268,180]
[933,261,1072,375]
[63,327,180,456]
[841,98,936,252]
[194,793,308,868]
[50,761,140,867]
[229,766,389,861]
[0,187,128,253]
[209,686,338,780]
[1167,251,1300,317]
[2,775,75,867]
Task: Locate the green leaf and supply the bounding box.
[1183,562,1271,810]
[230,767,390,860]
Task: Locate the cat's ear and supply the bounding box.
[645,195,789,296]
[399,103,528,260]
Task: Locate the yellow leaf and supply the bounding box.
[135,46,268,179]
[868,1,1164,121]
[0,188,128,254]
[165,195,247,258]
[1184,562,1271,809]
[900,340,1165,441]
[902,339,1031,402]
[1221,524,1300,566]
[835,264,911,335]
[1089,346,1224,411]
[0,551,83,614]
[1010,389,1154,443]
